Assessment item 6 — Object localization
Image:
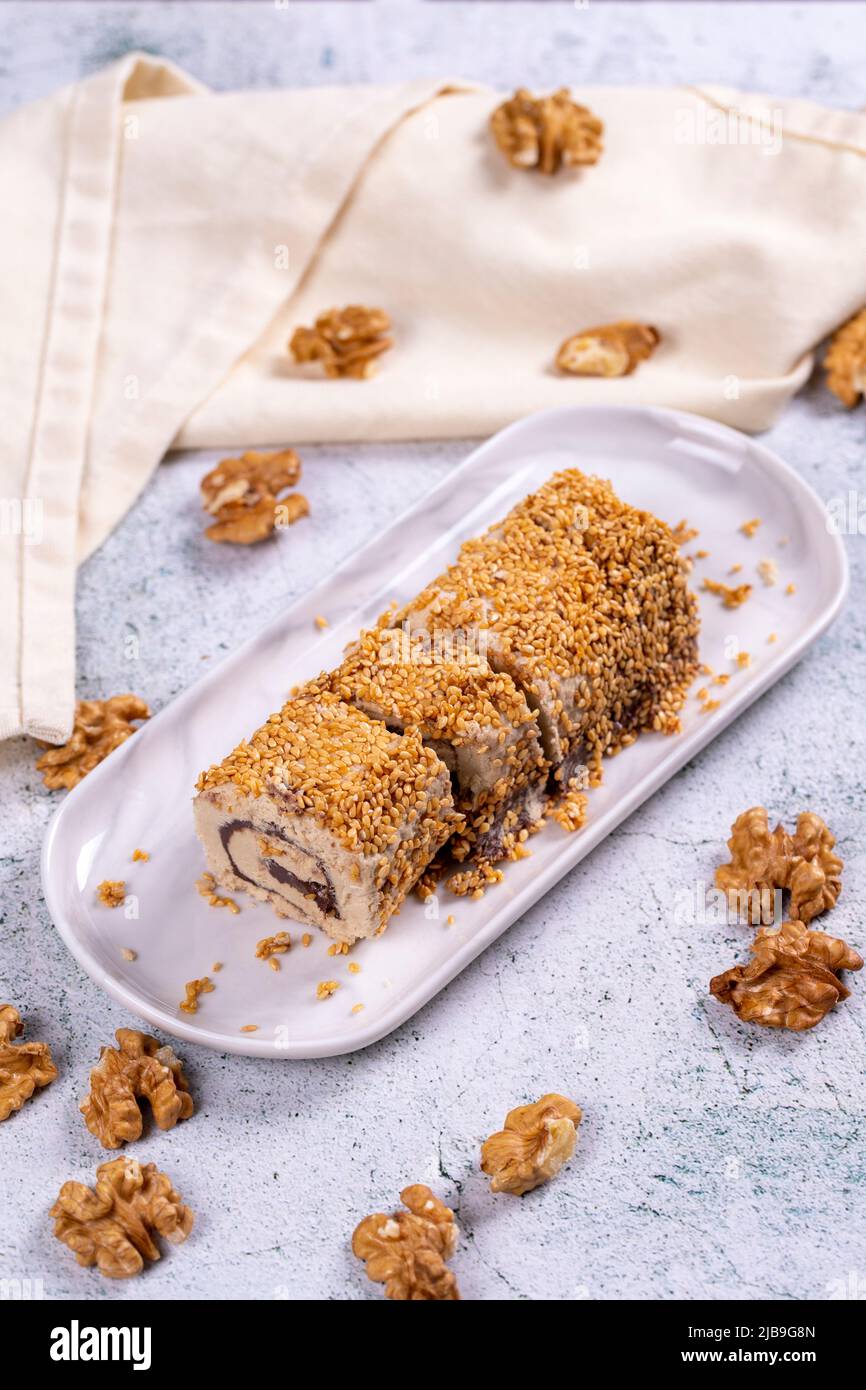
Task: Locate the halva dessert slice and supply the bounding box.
[194,691,457,944]
[327,627,548,865]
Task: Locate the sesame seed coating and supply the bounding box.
[196,689,455,860]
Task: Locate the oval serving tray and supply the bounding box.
[42,406,847,1057]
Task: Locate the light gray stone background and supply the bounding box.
[2,1,865,1302]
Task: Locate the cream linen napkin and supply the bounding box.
[3,55,866,743]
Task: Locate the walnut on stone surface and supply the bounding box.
[289,305,393,380]
[80,1028,193,1150]
[710,919,863,1031]
[352,1184,460,1300]
[201,449,306,545]
[824,307,866,408]
[556,322,659,378]
[35,696,150,790]
[0,1005,58,1121]
[51,1157,193,1279]
[481,1093,582,1196]
[789,811,843,924]
[715,806,842,925]
[491,87,603,174]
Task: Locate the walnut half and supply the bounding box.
[824,307,866,408]
[715,806,842,926]
[51,1157,194,1279]
[481,1093,582,1196]
[491,88,603,174]
[556,322,659,378]
[352,1184,460,1300]
[80,1028,194,1150]
[289,305,393,380]
[201,449,307,545]
[710,918,863,1031]
[35,696,150,791]
[0,1004,57,1121]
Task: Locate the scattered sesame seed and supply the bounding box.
[302,934,312,948]
[740,518,761,538]
[785,582,796,595]
[736,652,751,669]
[179,977,215,1014]
[351,1003,364,1015]
[446,914,455,926]
[240,1024,258,1033]
[767,632,778,644]
[131,849,149,863]
[317,980,339,1000]
[348,962,361,974]
[314,615,329,630]
[703,578,752,609]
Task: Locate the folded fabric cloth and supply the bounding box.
[3,54,865,742]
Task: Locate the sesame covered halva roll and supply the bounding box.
[396,468,699,787]
[327,627,548,866]
[194,691,458,944]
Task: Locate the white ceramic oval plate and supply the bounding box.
[42,407,847,1057]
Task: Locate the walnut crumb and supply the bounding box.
[131,849,149,863]
[120,948,137,962]
[711,919,862,1031]
[211,961,223,972]
[81,1028,193,1149]
[757,558,778,586]
[51,1157,193,1279]
[290,305,393,379]
[490,87,603,174]
[481,1093,582,1195]
[316,981,339,1000]
[729,563,743,575]
[36,696,150,790]
[327,941,349,956]
[352,1185,459,1300]
[179,978,214,1015]
[97,880,125,909]
[0,1005,57,1122]
[740,518,761,538]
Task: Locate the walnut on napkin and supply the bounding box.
[556,322,659,377]
[0,1004,57,1121]
[201,448,308,545]
[710,918,862,1031]
[824,306,866,407]
[35,696,150,790]
[289,305,393,379]
[490,87,603,174]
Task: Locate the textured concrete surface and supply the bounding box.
[2,2,866,1302]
